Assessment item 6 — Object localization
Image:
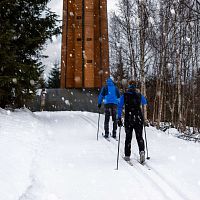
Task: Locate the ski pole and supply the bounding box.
[97,111,100,141]
[142,105,150,160]
[116,126,122,170]
[144,124,150,160]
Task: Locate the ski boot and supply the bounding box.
[140,151,145,164]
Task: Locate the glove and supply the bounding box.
[98,104,101,109]
[118,118,123,127]
[144,119,149,127]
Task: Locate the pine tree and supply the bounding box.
[0,0,60,108]
[47,61,60,88]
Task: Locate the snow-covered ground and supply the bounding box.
[0,109,200,200]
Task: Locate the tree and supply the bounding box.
[0,0,60,108]
[47,61,60,88]
[109,0,200,132]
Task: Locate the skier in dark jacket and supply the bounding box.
[118,81,147,163]
[98,78,120,138]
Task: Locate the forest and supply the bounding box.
[109,0,200,133]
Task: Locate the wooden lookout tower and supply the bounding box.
[61,0,110,88]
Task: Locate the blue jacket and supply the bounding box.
[118,91,147,118]
[98,78,120,105]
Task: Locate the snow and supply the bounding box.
[170,9,175,15]
[0,109,200,200]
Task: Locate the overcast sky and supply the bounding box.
[43,0,117,78]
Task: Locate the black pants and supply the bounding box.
[124,121,145,156]
[104,104,117,136]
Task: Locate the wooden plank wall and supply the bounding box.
[61,0,109,88]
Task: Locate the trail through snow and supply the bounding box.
[0,109,200,200]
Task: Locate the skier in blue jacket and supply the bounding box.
[118,80,147,163]
[98,78,120,138]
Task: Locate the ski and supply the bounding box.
[123,157,134,166]
[138,160,145,165]
[136,159,151,170]
[104,137,110,142]
[102,133,110,142]
[110,136,118,141]
[108,132,118,141]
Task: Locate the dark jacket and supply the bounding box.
[118,87,147,120]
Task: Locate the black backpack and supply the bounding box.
[124,91,143,125]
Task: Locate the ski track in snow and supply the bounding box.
[81,113,194,200]
[1,110,200,200]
